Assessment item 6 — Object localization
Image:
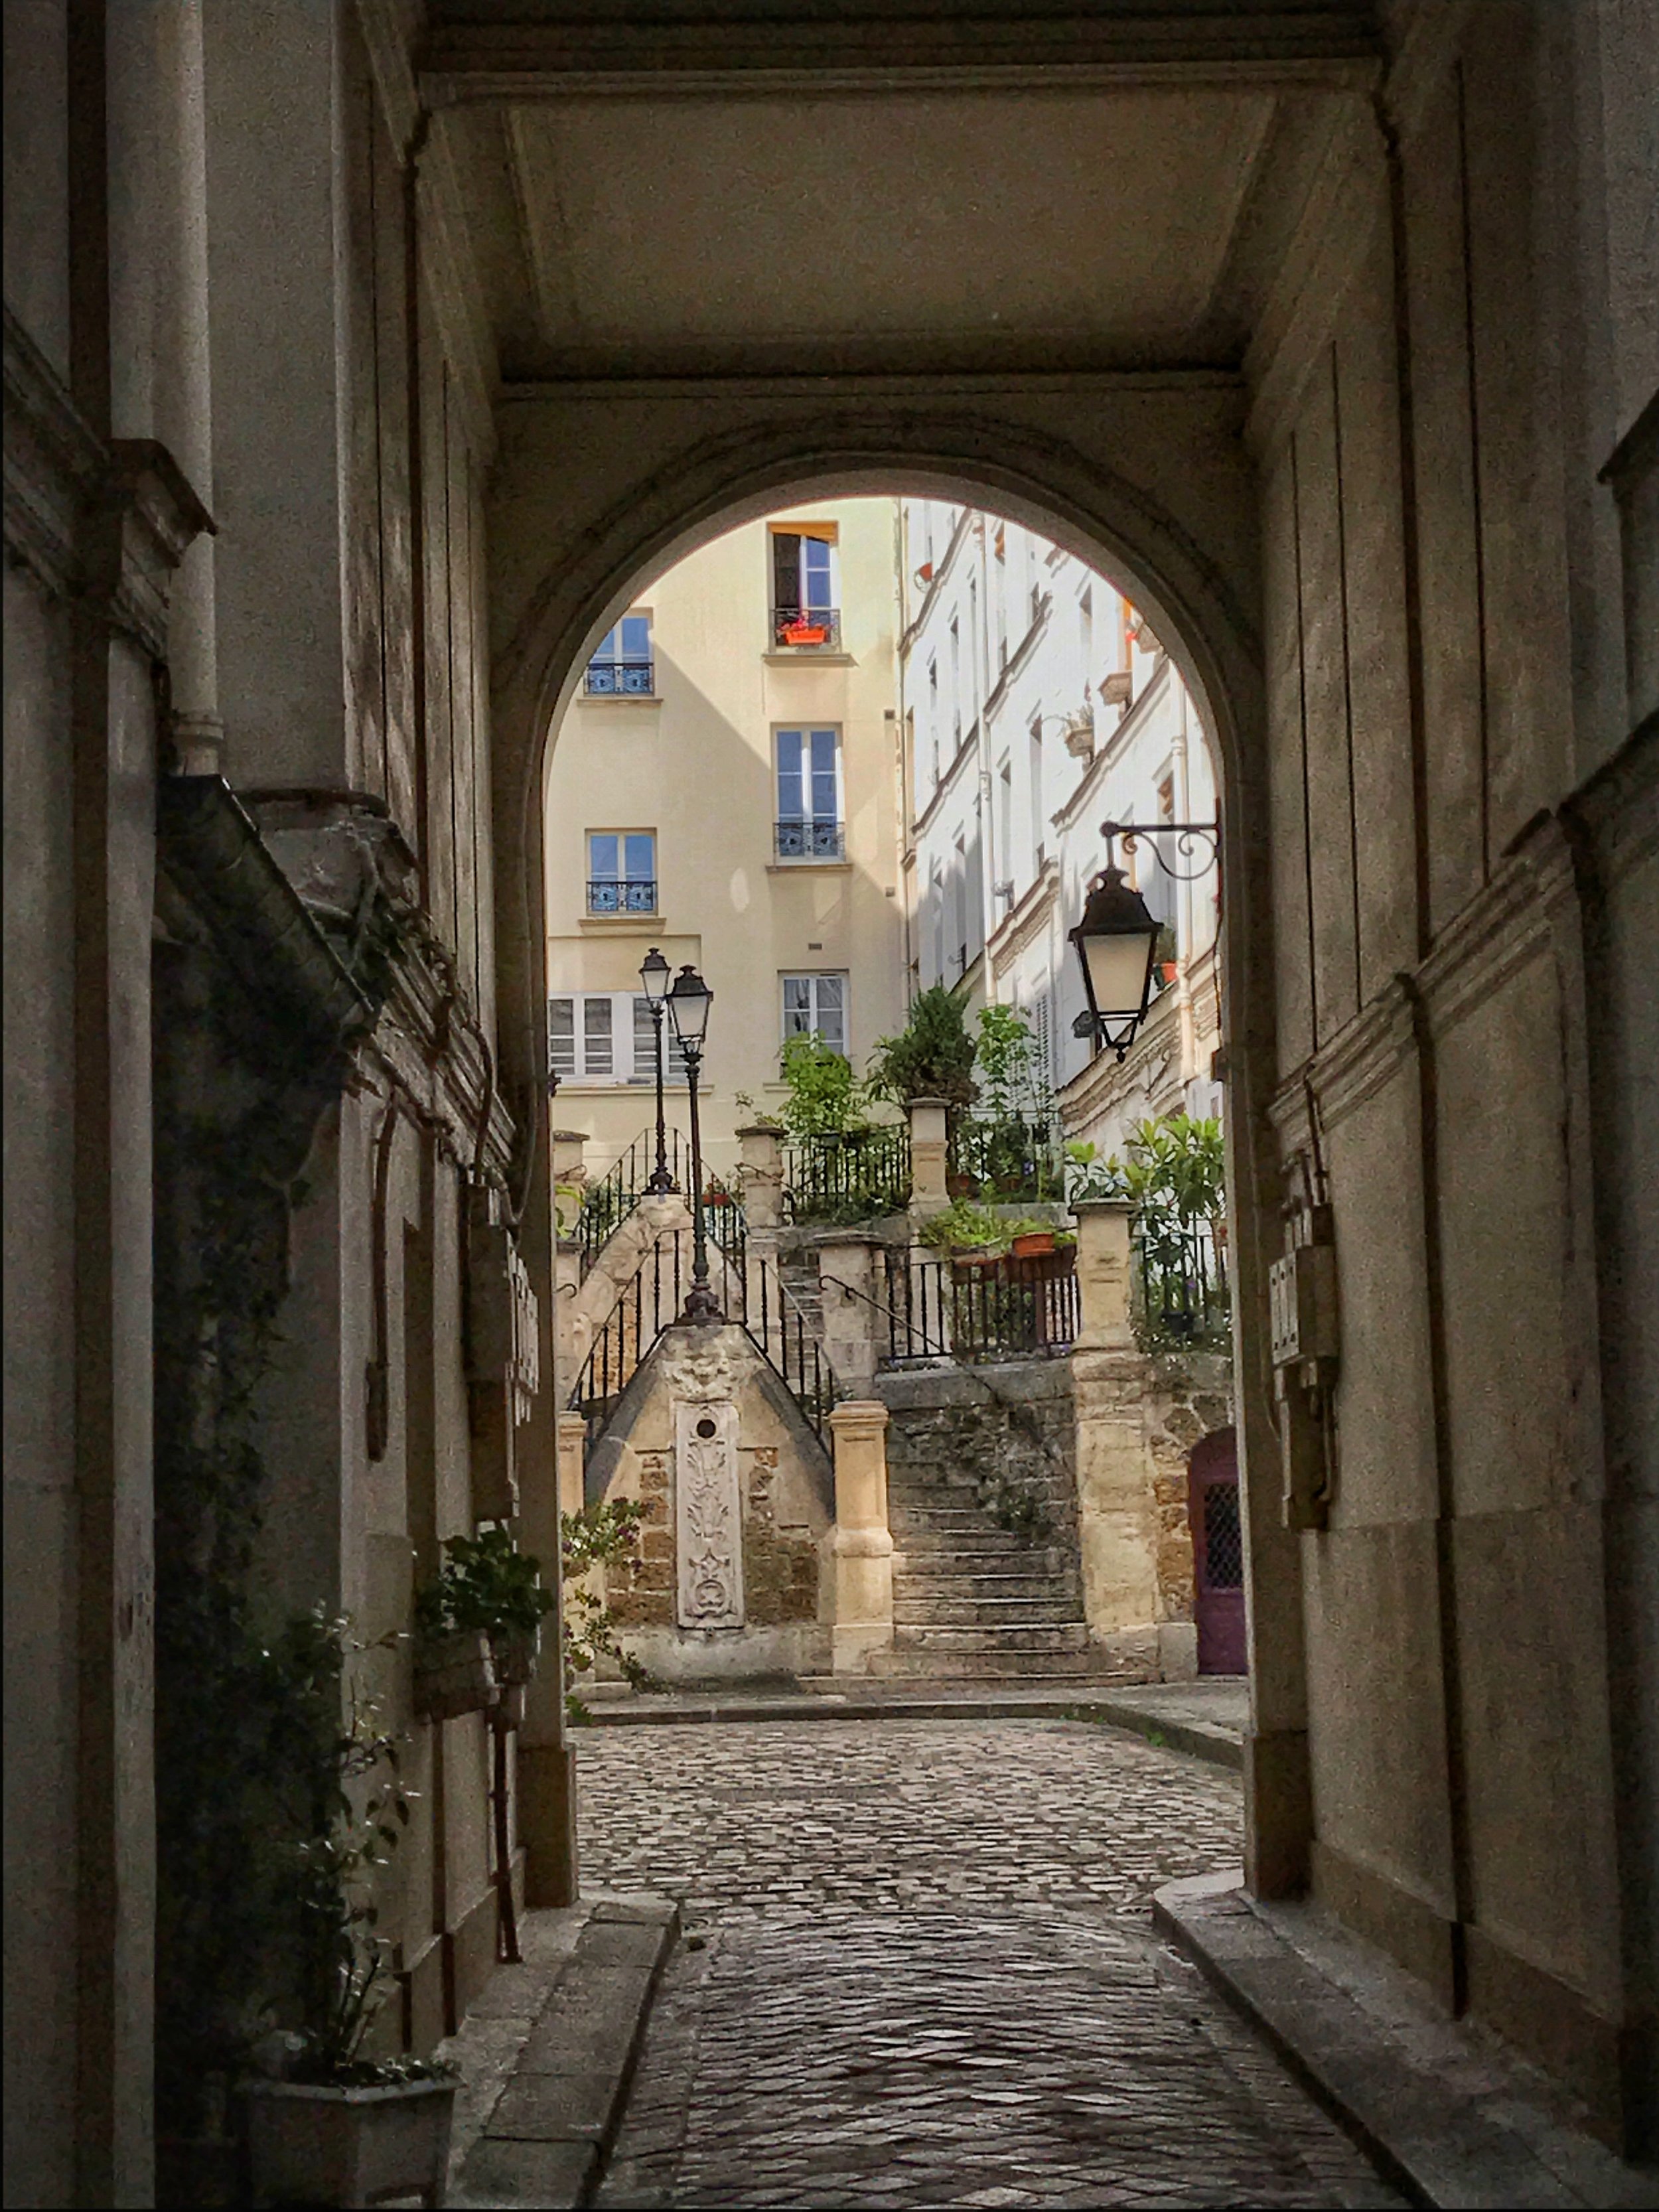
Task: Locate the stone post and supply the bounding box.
[907,1096,950,1224]
[1072,1197,1135,1349]
[1069,1198,1161,1672]
[822,1400,895,1674]
[816,1232,884,1397]
[735,1124,785,1232]
[550,1128,589,1230]
[557,1409,588,1520]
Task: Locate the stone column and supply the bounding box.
[1070,1199,1160,1669]
[735,1124,785,1232]
[550,1128,589,1230]
[816,1233,884,1397]
[822,1400,895,1674]
[557,1410,587,1520]
[907,1097,950,1223]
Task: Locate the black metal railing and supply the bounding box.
[880,1247,1078,1366]
[1132,1217,1229,1348]
[773,818,845,861]
[783,1124,911,1224]
[586,877,657,914]
[575,1128,686,1273]
[770,607,841,650]
[584,658,654,696]
[946,1112,1063,1202]
[567,1224,688,1456]
[736,1256,832,1444]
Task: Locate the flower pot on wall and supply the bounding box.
[413,1628,498,1722]
[1011,1231,1056,1259]
[244,2077,456,2209]
[491,1623,541,1686]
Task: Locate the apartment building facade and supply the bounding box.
[897,500,1222,1155]
[543,498,907,1179]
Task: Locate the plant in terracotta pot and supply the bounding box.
[241,1609,457,2210]
[415,1525,555,1699]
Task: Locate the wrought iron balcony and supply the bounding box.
[774,818,845,861]
[584,658,655,696]
[770,607,842,651]
[587,877,658,914]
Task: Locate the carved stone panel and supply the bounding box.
[674,1397,743,1630]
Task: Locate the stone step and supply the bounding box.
[893,1593,1084,1628]
[891,1621,1091,1654]
[891,1570,1081,1604]
[866,1647,1109,1681]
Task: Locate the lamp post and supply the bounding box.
[639,946,675,1195]
[666,964,721,1323]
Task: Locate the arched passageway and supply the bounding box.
[485,408,1311,1925]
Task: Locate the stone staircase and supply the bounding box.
[873,1459,1100,1682]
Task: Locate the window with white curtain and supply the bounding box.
[781,973,847,1055]
[549,992,688,1084]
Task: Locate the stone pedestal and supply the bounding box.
[1072,1197,1135,1350]
[906,1097,950,1222]
[822,1400,895,1673]
[556,1409,587,1520]
[735,1124,785,1232]
[550,1129,589,1239]
[816,1233,884,1396]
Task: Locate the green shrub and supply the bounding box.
[777,1031,866,1138]
[866,984,979,1112]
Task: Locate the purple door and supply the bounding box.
[1189,1429,1247,1676]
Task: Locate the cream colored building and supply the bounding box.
[543,499,907,1181]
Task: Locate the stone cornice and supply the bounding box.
[3,307,105,599]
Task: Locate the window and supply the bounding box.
[952,834,969,975]
[1029,717,1045,873]
[949,615,962,749]
[782,973,847,1056]
[997,759,1013,887]
[775,727,843,859]
[928,660,940,787]
[585,612,653,695]
[770,524,839,648]
[587,830,656,914]
[550,990,687,1085]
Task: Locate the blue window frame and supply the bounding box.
[775,729,843,858]
[586,613,654,694]
[587,830,657,913]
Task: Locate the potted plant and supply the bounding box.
[1011,1227,1056,1260]
[242,1611,457,2210]
[411,1580,498,1723]
[781,616,828,645]
[415,1525,556,1700]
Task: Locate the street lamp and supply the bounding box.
[1068,816,1220,1062]
[639,946,676,1195]
[665,964,721,1323]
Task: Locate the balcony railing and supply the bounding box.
[770,607,842,651]
[774,818,845,861]
[587,877,658,914]
[585,658,654,696]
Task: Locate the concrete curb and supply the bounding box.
[1153,1873,1656,2211]
[579,1689,1244,1770]
[449,1893,680,2209]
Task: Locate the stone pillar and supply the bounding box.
[1069,1198,1159,1665]
[907,1097,950,1222]
[816,1234,884,1397]
[1072,1197,1135,1349]
[557,1410,587,1520]
[735,1124,785,1232]
[550,1128,589,1232]
[822,1400,895,1674]
[554,1238,582,1392]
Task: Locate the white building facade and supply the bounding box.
[896,499,1223,1157]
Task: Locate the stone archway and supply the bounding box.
[486,386,1309,1909]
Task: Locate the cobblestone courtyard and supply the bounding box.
[578,1720,1402,2208]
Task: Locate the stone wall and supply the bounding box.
[880,1361,1078,1551]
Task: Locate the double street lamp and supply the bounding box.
[664,963,722,1325]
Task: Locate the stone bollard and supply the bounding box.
[1071,1197,1136,1349]
[906,1096,950,1223]
[556,1408,588,1520]
[822,1399,895,1674]
[550,1128,589,1241]
[816,1232,884,1397]
[735,1124,786,1232]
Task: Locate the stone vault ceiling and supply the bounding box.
[421,2,1382,382]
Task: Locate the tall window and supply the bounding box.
[585,612,653,694]
[587,830,656,913]
[993,522,1008,668]
[949,615,962,749]
[997,758,1013,886]
[928,660,940,787]
[770,524,839,648]
[632,994,689,1084]
[1029,717,1045,873]
[782,973,847,1055]
[952,834,969,975]
[774,728,842,859]
[968,577,979,723]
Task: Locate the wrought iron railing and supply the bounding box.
[587,877,657,914]
[575,1128,682,1272]
[736,1257,832,1444]
[770,607,841,650]
[783,1124,911,1224]
[946,1112,1063,1202]
[880,1247,1078,1366]
[774,818,845,861]
[1132,1217,1229,1349]
[584,658,654,695]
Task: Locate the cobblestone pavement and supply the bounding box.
[579,1720,1403,2208]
